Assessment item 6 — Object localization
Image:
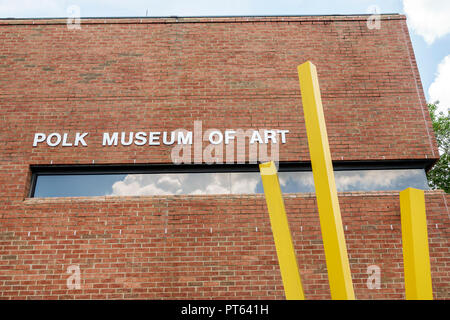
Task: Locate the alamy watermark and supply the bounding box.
[168,121,287,167]
[366,5,381,30]
[366,265,381,290]
[66,264,81,290]
[67,5,81,30]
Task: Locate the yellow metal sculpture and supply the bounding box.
[297,61,355,300]
[259,61,433,301]
[400,188,433,300]
[259,161,305,300]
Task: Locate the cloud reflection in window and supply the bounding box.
[109,169,429,196]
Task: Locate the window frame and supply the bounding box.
[28,159,432,198]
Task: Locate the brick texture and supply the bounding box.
[0,191,448,299]
[0,16,448,300]
[0,15,439,167]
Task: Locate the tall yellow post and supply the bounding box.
[297,61,355,300]
[259,161,305,300]
[400,188,433,300]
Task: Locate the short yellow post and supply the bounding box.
[400,188,433,300]
[259,161,305,300]
[297,61,355,300]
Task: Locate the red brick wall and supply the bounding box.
[0,15,438,169]
[0,191,448,299]
[0,16,448,300]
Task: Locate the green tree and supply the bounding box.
[427,103,449,193]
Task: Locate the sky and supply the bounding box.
[33,169,429,197]
[0,0,449,115]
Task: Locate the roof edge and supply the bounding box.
[0,14,405,25]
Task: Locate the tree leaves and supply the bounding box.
[427,103,449,193]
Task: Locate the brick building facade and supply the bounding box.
[0,15,448,299]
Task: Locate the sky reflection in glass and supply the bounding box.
[33,169,429,198]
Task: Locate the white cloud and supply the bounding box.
[188,174,231,195]
[279,169,427,192]
[334,170,427,191]
[403,0,450,44]
[110,173,260,196]
[231,173,259,194]
[109,169,428,196]
[335,170,405,191]
[111,174,176,196]
[429,55,450,115]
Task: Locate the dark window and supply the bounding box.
[30,162,430,198]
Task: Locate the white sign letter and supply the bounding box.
[149,132,161,146]
[134,132,147,146]
[277,130,289,144]
[250,130,263,144]
[74,132,88,146]
[177,131,192,145]
[103,132,118,146]
[224,130,236,145]
[264,130,277,144]
[209,131,223,145]
[33,133,46,147]
[62,133,73,147]
[47,133,62,147]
